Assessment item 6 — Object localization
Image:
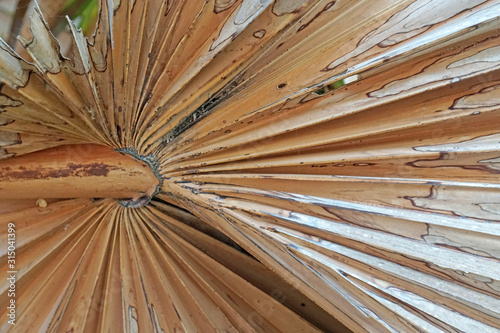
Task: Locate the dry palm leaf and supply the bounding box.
[1,0,500,332]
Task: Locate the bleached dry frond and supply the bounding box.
[1,0,500,332]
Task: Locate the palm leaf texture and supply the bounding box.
[1,0,500,332]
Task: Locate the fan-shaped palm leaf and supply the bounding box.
[1,0,500,332]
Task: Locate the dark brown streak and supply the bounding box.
[406,152,500,175]
[297,1,336,32]
[0,162,115,180]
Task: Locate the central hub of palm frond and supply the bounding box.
[115,147,163,208]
